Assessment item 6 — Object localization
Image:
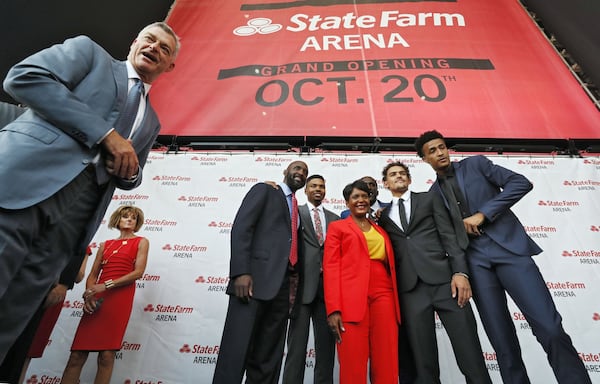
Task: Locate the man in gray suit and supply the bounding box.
[378,161,491,384]
[283,174,339,384]
[0,22,179,362]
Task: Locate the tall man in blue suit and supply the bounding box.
[0,22,179,362]
[213,161,309,384]
[415,130,590,384]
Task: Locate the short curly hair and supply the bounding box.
[415,130,445,158]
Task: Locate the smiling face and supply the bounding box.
[304,176,326,206]
[127,25,177,83]
[283,161,309,192]
[346,187,371,218]
[361,176,378,205]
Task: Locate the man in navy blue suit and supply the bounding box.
[415,130,590,384]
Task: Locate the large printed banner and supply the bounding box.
[150,0,600,139]
[25,152,600,383]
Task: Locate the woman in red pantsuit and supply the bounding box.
[323,179,401,384]
[61,206,149,384]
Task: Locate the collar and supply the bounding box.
[126,60,151,94]
[392,191,411,204]
[278,182,293,197]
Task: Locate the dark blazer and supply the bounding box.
[430,155,542,256]
[226,183,297,301]
[298,204,339,304]
[323,217,400,323]
[379,191,468,292]
[1,35,160,253]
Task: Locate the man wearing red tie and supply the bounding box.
[213,161,309,384]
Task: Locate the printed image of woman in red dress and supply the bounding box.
[61,205,149,384]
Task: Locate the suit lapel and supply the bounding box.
[300,204,318,243]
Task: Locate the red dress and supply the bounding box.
[71,237,142,351]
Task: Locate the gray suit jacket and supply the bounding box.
[379,191,468,292]
[0,35,160,252]
[299,204,339,304]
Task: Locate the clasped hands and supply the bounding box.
[82,283,107,314]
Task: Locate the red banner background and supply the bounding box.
[151,0,600,139]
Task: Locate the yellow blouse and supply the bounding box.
[363,226,386,261]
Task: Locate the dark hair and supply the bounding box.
[342,179,370,201]
[382,161,410,181]
[306,174,325,184]
[415,130,445,158]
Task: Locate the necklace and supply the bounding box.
[101,238,132,265]
[354,218,370,230]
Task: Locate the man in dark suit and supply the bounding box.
[283,174,339,384]
[213,161,309,384]
[340,175,389,219]
[0,22,179,362]
[378,161,491,384]
[415,130,591,384]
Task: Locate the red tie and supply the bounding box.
[289,193,298,266]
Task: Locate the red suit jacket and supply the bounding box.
[323,217,400,323]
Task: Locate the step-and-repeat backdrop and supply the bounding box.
[25,152,599,383]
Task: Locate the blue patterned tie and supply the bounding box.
[115,78,144,138]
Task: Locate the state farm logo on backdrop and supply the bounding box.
[546,281,586,299]
[145,153,166,166]
[162,243,208,259]
[179,343,219,365]
[583,158,600,169]
[323,197,346,212]
[517,159,555,169]
[143,218,178,233]
[63,299,84,318]
[123,379,164,384]
[196,275,230,293]
[143,303,194,323]
[482,351,500,372]
[152,174,192,186]
[112,193,150,204]
[512,312,532,331]
[538,199,580,213]
[524,225,557,239]
[320,157,359,168]
[562,249,600,265]
[384,157,422,166]
[591,225,600,232]
[563,179,598,191]
[218,176,259,187]
[190,155,229,166]
[254,156,286,167]
[26,374,61,384]
[114,340,143,362]
[208,220,233,235]
[136,273,161,289]
[177,195,219,207]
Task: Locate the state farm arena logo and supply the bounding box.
[538,199,580,213]
[517,159,555,169]
[179,343,219,364]
[320,157,359,168]
[143,218,177,234]
[112,193,149,202]
[583,158,600,167]
[324,197,346,212]
[208,220,233,234]
[524,225,557,239]
[231,10,466,53]
[563,179,598,191]
[196,275,230,293]
[546,281,586,299]
[254,156,285,167]
[178,195,219,207]
[561,249,600,265]
[385,157,422,166]
[143,303,194,323]
[219,176,260,188]
[591,225,600,232]
[162,243,208,259]
[191,155,229,166]
[123,379,164,384]
[26,374,61,384]
[152,174,192,186]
